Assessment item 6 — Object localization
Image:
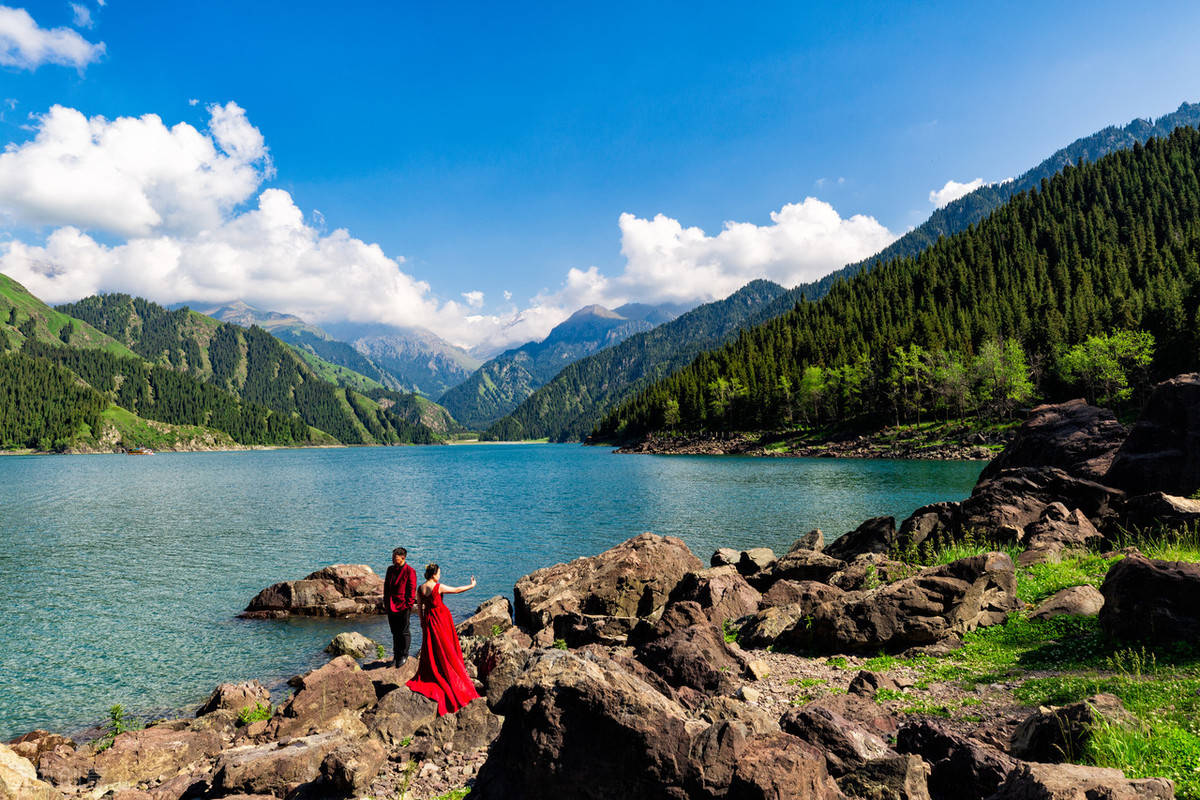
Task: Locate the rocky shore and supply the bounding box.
[7,376,1200,800]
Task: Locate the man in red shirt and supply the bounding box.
[384,546,417,667]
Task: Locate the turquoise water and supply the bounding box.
[0,445,982,739]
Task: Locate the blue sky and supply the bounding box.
[2,1,1199,350]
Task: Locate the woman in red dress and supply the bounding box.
[406,563,481,715]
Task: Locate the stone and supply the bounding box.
[847,670,902,699]
[91,726,223,788]
[636,601,743,694]
[1106,372,1200,497]
[825,516,898,561]
[0,743,63,800]
[455,595,514,638]
[779,705,890,776]
[960,467,1123,535]
[979,399,1127,483]
[1119,492,1200,532]
[512,533,703,636]
[240,564,384,618]
[805,553,1018,654]
[473,629,537,708]
[725,733,843,800]
[1029,585,1104,621]
[896,503,962,555]
[712,547,741,567]
[318,737,386,797]
[737,584,846,649]
[757,549,846,588]
[552,612,640,647]
[197,681,271,717]
[789,530,825,552]
[736,548,777,578]
[760,579,839,610]
[32,745,92,788]
[895,720,1017,800]
[409,698,502,759]
[837,754,932,800]
[1100,555,1200,643]
[189,708,239,739]
[830,554,913,591]
[211,731,346,797]
[364,686,440,746]
[667,566,762,627]
[1020,503,1105,563]
[366,657,419,697]
[4,732,72,765]
[267,655,375,738]
[1009,694,1130,763]
[736,686,761,704]
[988,762,1174,800]
[324,631,378,659]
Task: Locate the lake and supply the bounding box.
[0,444,983,739]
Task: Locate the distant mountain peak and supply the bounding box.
[565,304,624,321]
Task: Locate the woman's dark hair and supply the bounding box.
[424,563,439,580]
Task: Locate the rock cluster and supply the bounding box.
[240,564,384,618]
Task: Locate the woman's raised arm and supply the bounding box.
[438,576,477,595]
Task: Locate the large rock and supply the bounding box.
[363,687,440,746]
[1009,694,1130,763]
[211,731,346,797]
[895,720,1017,800]
[725,733,843,800]
[825,517,898,561]
[197,681,271,717]
[736,548,777,579]
[1029,585,1104,621]
[837,754,931,800]
[830,554,913,591]
[960,467,1123,535]
[456,595,514,638]
[267,655,375,738]
[790,530,825,552]
[324,632,378,659]
[473,629,538,707]
[805,553,1018,654]
[91,726,223,788]
[241,565,384,619]
[1106,372,1200,497]
[512,533,703,636]
[1019,503,1105,565]
[636,601,743,694]
[1099,555,1200,643]
[552,612,641,647]
[667,566,762,627]
[896,502,962,554]
[979,400,1127,483]
[779,705,890,777]
[757,549,846,588]
[1119,492,1200,532]
[0,743,63,800]
[736,584,846,650]
[988,762,1174,800]
[317,738,386,797]
[408,698,502,759]
[4,732,72,766]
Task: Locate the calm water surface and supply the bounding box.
[0,444,982,738]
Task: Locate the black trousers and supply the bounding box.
[388,610,411,666]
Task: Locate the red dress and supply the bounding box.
[406,583,480,715]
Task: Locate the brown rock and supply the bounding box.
[896,720,1017,800]
[668,566,762,626]
[365,656,419,697]
[33,745,92,788]
[737,584,846,649]
[1100,555,1200,643]
[1009,694,1130,763]
[512,533,703,636]
[988,762,1174,800]
[318,737,386,796]
[726,733,843,800]
[0,743,63,800]
[760,579,839,610]
[779,705,890,776]
[1020,503,1105,563]
[240,564,384,619]
[789,530,825,552]
[712,547,741,567]
[961,467,1123,534]
[1119,492,1200,532]
[552,612,640,647]
[736,548,777,578]
[830,554,913,591]
[4,732,72,765]
[837,754,931,800]
[363,687,440,746]
[847,670,902,699]
[825,516,898,561]
[268,655,375,738]
[91,726,223,788]
[635,601,743,694]
[1106,372,1200,497]
[758,549,846,588]
[325,631,378,658]
[1029,585,1104,621]
[473,629,537,708]
[409,698,502,759]
[197,681,271,716]
[455,595,513,638]
[211,731,346,797]
[979,400,1127,483]
[896,502,962,556]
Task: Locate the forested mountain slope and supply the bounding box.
[597,129,1200,441]
[486,280,788,441]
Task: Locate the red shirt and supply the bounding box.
[384,563,417,613]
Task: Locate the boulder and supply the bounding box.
[0,743,63,800]
[757,549,846,588]
[988,762,1174,800]
[736,583,846,649]
[667,566,762,626]
[712,547,741,567]
[211,731,346,797]
[825,517,898,561]
[636,601,743,694]
[197,681,271,717]
[805,553,1018,654]
[408,697,502,759]
[5,732,72,765]
[960,467,1123,535]
[789,530,825,552]
[324,632,378,659]
[725,733,843,800]
[1119,492,1200,532]
[552,612,640,647]
[268,656,375,738]
[91,726,223,788]
[837,754,931,800]
[896,503,962,554]
[979,400,1127,483]
[779,705,890,777]
[1009,694,1130,763]
[456,595,514,638]
[1019,503,1105,564]
[1099,555,1200,643]
[847,670,904,699]
[1105,372,1200,497]
[365,657,419,697]
[895,720,1017,800]
[473,629,537,707]
[512,533,703,636]
[31,745,92,788]
[363,687,440,746]
[240,564,384,619]
[317,737,386,797]
[830,554,913,591]
[1029,585,1104,621]
[736,548,777,578]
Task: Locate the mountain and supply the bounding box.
[438,304,666,430]
[322,321,482,398]
[595,127,1200,441]
[485,280,789,442]
[54,293,443,446]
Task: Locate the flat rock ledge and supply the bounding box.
[240,564,384,619]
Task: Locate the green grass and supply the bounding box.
[433,790,471,800]
[1017,554,1120,605]
[722,619,739,643]
[236,701,273,726]
[99,405,237,451]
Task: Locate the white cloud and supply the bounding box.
[929,177,985,208]
[69,3,92,28]
[188,98,199,106]
[0,5,104,70]
[461,290,484,308]
[502,290,512,301]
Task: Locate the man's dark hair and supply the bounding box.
[393,547,407,558]
[424,563,439,580]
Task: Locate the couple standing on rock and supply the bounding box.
[384,546,480,715]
